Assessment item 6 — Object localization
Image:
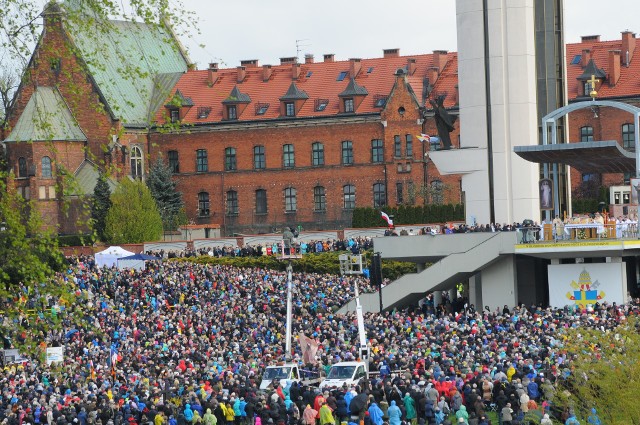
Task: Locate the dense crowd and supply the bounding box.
[1,255,636,425]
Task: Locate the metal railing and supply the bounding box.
[515,222,639,243]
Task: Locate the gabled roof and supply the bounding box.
[165,89,194,107]
[577,59,607,80]
[4,87,87,142]
[63,1,189,126]
[339,77,368,97]
[222,86,252,104]
[157,51,458,124]
[70,160,118,196]
[279,82,309,101]
[566,34,640,100]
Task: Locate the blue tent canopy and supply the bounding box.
[119,254,160,261]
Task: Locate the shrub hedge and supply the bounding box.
[351,205,464,228]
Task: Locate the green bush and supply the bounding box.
[351,205,464,228]
[57,234,95,247]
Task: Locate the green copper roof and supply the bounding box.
[71,160,118,196]
[4,87,87,142]
[65,5,189,126]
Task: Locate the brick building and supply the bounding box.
[151,51,461,235]
[566,31,640,193]
[1,1,189,232]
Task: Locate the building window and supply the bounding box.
[431,179,444,204]
[198,192,210,217]
[396,182,403,204]
[226,190,238,215]
[343,184,356,209]
[225,147,237,171]
[168,150,179,173]
[344,98,354,113]
[285,102,295,117]
[41,156,52,178]
[580,126,594,142]
[284,187,297,213]
[170,109,179,123]
[394,135,402,157]
[622,123,635,150]
[314,186,326,212]
[283,144,295,168]
[405,134,413,157]
[624,172,632,185]
[18,157,27,178]
[254,145,266,169]
[373,183,386,207]
[312,142,324,166]
[196,149,208,172]
[255,189,268,214]
[341,141,353,165]
[227,105,237,120]
[371,139,384,163]
[582,173,600,183]
[130,146,143,179]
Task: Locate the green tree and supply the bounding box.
[146,157,184,231]
[104,179,163,244]
[554,316,640,423]
[0,172,70,352]
[91,173,112,241]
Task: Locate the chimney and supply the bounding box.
[622,31,636,66]
[305,54,314,64]
[349,58,362,78]
[581,49,592,68]
[237,66,246,83]
[240,59,259,68]
[262,65,272,82]
[426,67,439,85]
[280,57,297,65]
[383,48,400,58]
[207,62,218,86]
[608,50,621,86]
[581,35,600,43]
[407,58,417,76]
[432,50,449,72]
[323,53,335,63]
[292,63,301,80]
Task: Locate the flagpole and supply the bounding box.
[285,261,293,360]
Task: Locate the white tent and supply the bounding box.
[95,246,135,268]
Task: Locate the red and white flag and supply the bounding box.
[416,133,431,143]
[381,211,394,227]
[298,333,319,364]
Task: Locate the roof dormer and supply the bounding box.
[338,77,368,113]
[165,89,193,123]
[279,82,308,117]
[577,59,607,97]
[222,86,251,120]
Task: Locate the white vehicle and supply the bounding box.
[259,363,301,390]
[319,361,368,389]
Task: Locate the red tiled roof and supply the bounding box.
[566,36,640,100]
[156,52,458,125]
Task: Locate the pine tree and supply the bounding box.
[146,157,184,231]
[104,179,163,244]
[91,174,112,241]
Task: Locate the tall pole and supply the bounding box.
[285,261,293,359]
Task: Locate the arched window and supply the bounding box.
[580,126,594,142]
[373,183,386,207]
[622,123,635,150]
[284,187,297,212]
[198,192,210,217]
[343,184,356,209]
[225,147,237,171]
[130,146,143,179]
[18,157,27,178]
[314,186,326,211]
[41,156,52,178]
[312,142,324,166]
[226,190,238,215]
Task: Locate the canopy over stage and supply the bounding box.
[514,140,636,173]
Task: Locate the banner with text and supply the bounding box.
[548,263,626,309]
[45,347,64,365]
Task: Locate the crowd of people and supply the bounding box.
[1,255,635,425]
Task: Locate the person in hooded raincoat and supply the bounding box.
[184,405,194,424]
[403,394,416,425]
[203,410,217,425]
[319,402,335,425]
[368,402,384,425]
[387,401,402,425]
[303,406,317,425]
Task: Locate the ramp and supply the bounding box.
[339,232,515,313]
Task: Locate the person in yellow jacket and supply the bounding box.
[506,365,516,382]
[223,401,235,423]
[154,412,166,425]
[319,402,335,425]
